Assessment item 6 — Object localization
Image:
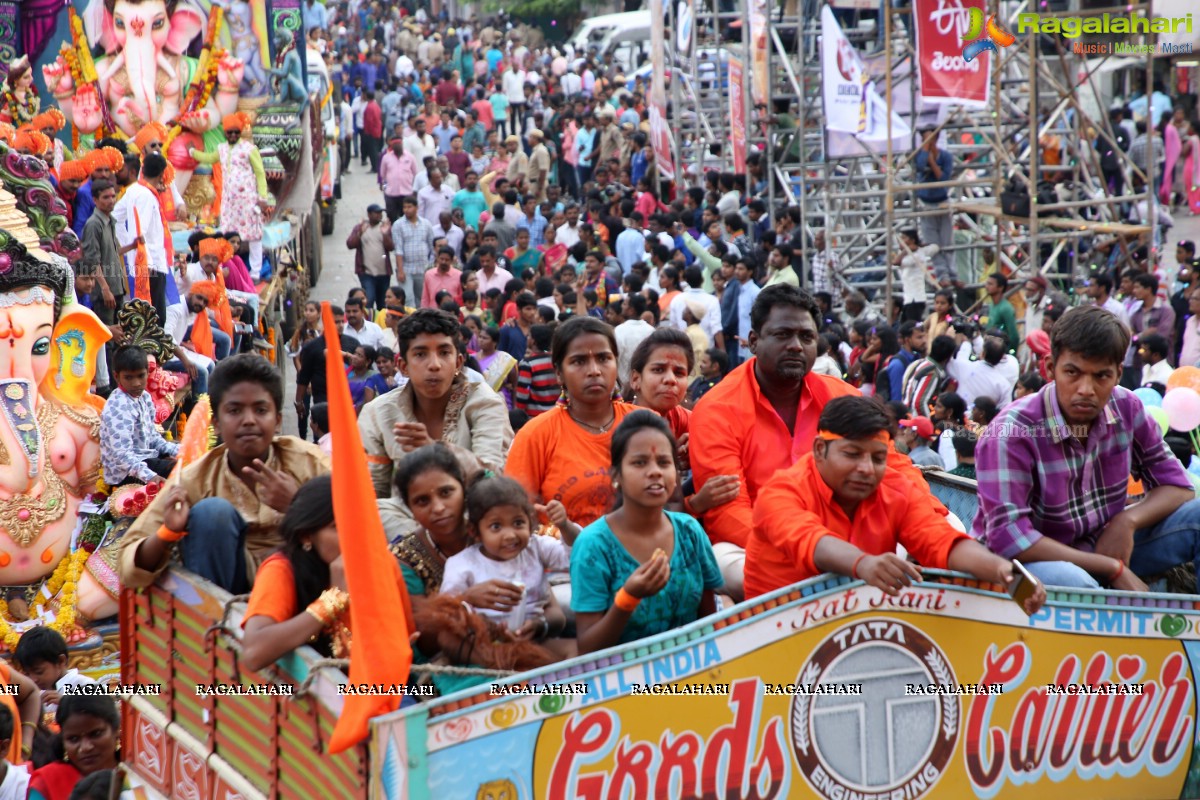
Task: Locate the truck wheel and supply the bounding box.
[274,321,287,373]
[321,205,335,236]
[308,201,323,285]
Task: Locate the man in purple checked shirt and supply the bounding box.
[973,305,1200,591]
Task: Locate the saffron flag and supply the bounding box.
[131,209,151,302]
[322,302,415,753]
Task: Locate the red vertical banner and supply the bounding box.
[729,56,747,172]
[650,0,676,180]
[913,0,992,107]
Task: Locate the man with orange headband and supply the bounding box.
[55,160,90,230]
[162,284,220,396]
[132,122,187,215]
[13,130,50,158]
[71,146,123,236]
[690,284,947,600]
[744,396,1044,614]
[113,153,171,325]
[32,109,69,171]
[189,112,273,281]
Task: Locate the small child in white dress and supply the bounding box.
[441,476,571,641]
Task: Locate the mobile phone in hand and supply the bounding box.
[1009,560,1041,615]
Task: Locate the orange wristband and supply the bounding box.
[156,524,186,543]
[1111,559,1125,583]
[614,588,640,612]
[852,554,868,581]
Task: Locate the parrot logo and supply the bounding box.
[961,8,1015,62]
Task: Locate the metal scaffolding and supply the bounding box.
[754,0,1158,314]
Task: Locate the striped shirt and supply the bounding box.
[972,384,1190,559]
[901,357,947,417]
[516,354,559,416]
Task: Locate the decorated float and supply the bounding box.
[0,0,337,674]
[113,472,1200,799]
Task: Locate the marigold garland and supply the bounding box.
[0,548,89,650]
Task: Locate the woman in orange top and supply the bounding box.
[656,267,682,314]
[628,328,739,518]
[241,475,403,671]
[505,316,638,527]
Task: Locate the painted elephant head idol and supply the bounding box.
[42,0,245,192]
[0,230,110,602]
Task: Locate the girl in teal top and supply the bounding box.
[571,411,723,653]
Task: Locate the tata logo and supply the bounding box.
[961,8,1015,62]
[790,619,957,799]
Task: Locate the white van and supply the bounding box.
[567,10,652,73]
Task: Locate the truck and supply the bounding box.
[120,472,1200,798]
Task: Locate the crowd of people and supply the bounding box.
[0,0,1196,795]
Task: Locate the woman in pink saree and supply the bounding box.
[1184,119,1200,216]
[1160,116,1182,206]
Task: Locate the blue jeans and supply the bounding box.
[178,498,249,593]
[1026,499,1200,589]
[162,357,211,395]
[1131,498,1200,583]
[1023,561,1101,589]
[359,273,391,313]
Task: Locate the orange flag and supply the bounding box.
[321,302,415,753]
[132,209,151,301]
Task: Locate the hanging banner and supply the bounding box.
[913,0,992,107]
[749,0,769,106]
[650,0,675,180]
[675,0,696,67]
[729,55,747,172]
[821,6,911,143]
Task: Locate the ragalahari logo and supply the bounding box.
[961,8,1015,62]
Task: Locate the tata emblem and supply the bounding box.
[791,619,958,799]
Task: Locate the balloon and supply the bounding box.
[1162,387,1200,432]
[1148,406,1170,435]
[1167,366,1200,393]
[1134,387,1164,408]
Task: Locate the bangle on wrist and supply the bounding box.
[614,587,640,612]
[682,494,697,516]
[156,523,186,543]
[1111,558,1125,583]
[851,554,868,581]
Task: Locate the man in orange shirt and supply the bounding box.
[690,285,945,599]
[746,396,1044,615]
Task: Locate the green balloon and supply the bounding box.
[1148,406,1170,435]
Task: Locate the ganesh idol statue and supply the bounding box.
[42,0,245,194]
[0,223,116,632]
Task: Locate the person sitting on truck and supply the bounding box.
[119,354,330,595]
[976,305,1200,591]
[358,309,511,500]
[13,626,96,723]
[241,475,409,670]
[100,345,180,486]
[689,285,945,599]
[571,411,723,655]
[745,397,1043,615]
[29,696,121,800]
